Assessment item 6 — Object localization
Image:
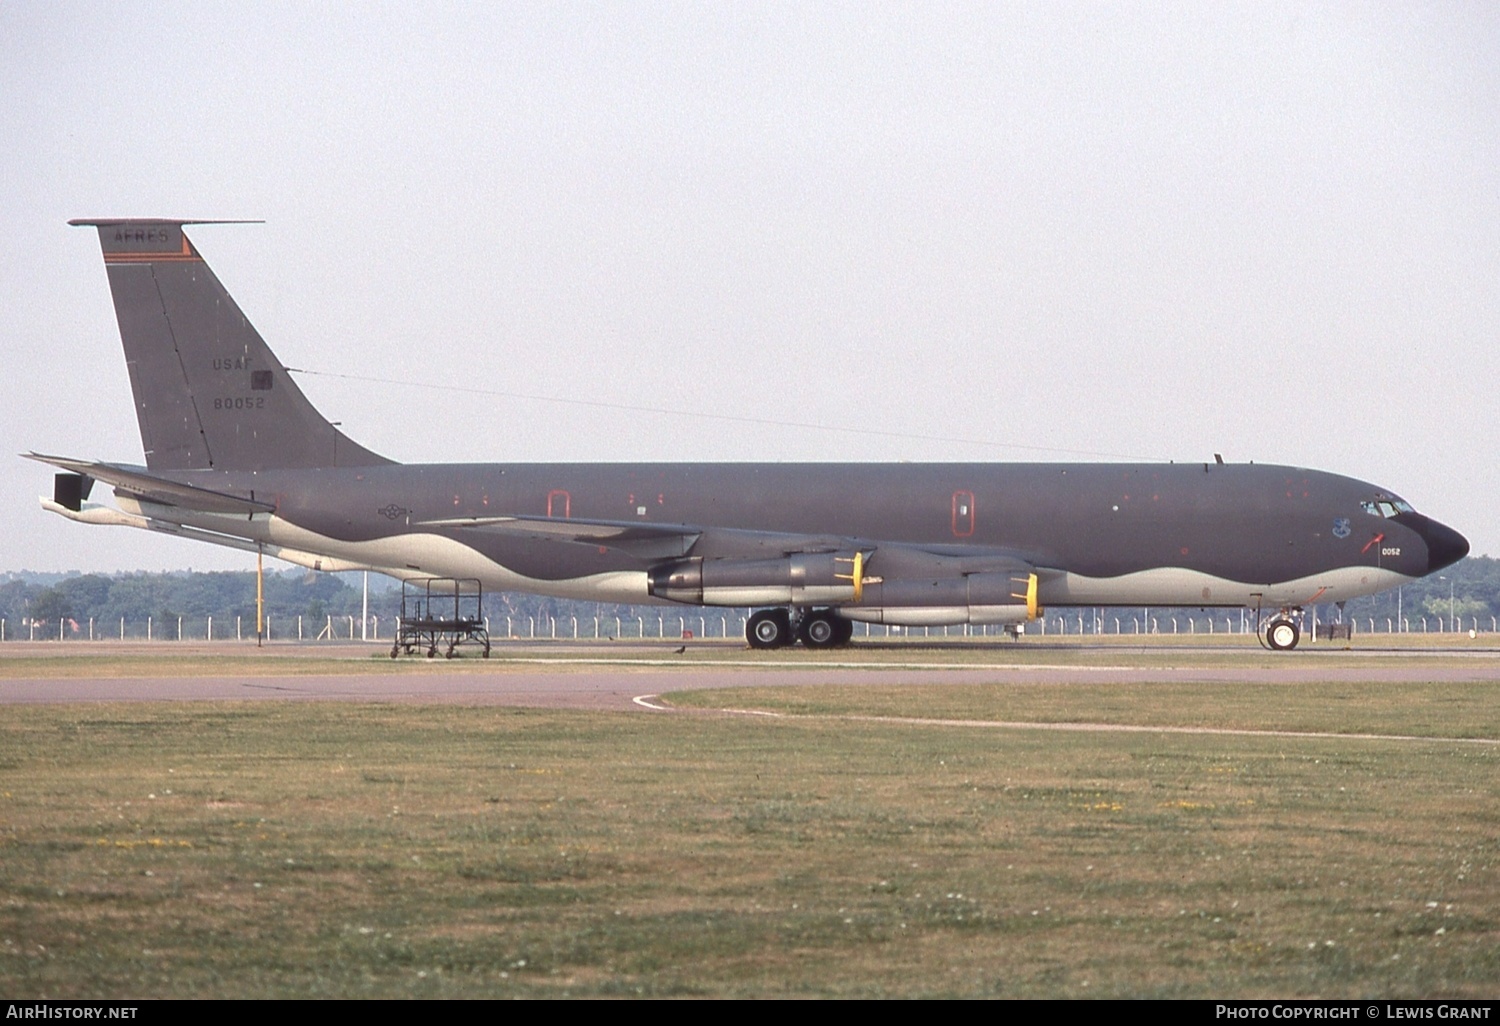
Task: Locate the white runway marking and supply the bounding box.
[634,694,785,716]
[638,696,1500,746]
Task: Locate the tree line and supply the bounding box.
[2,554,1496,634]
[0,569,714,634]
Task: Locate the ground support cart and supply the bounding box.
[390,577,490,658]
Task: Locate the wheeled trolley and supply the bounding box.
[390,578,490,658]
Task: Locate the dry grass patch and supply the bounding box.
[667,678,1500,739]
[0,695,1495,998]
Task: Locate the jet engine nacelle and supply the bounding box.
[839,571,1039,627]
[648,552,862,607]
[648,556,1039,627]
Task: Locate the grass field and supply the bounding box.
[0,650,1496,998]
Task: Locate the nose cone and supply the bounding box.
[1397,513,1470,575]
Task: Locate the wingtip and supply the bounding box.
[22,451,80,467]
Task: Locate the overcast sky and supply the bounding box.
[3,2,1497,573]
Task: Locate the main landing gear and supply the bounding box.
[746,607,854,649]
[747,608,791,648]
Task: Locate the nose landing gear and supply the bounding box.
[1255,600,1305,651]
[1265,616,1301,650]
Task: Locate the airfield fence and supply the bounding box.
[1,610,1496,644]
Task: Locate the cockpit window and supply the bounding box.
[1364,497,1416,518]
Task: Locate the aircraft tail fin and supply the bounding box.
[70,219,391,471]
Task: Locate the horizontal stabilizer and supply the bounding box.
[39,496,420,581]
[24,453,276,515]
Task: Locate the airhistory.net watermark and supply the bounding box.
[5,1008,137,1020]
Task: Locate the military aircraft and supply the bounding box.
[32,219,1468,651]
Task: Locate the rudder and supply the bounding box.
[71,219,390,471]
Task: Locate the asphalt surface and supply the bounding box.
[3,640,1499,712]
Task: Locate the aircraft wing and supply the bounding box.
[421,513,1049,582]
[419,513,703,561]
[24,453,276,515]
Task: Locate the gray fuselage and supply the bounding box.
[142,458,1464,612]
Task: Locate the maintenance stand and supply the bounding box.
[391,577,491,658]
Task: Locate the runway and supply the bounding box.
[4,642,1500,711]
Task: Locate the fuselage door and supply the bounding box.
[952,490,976,538]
